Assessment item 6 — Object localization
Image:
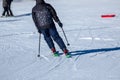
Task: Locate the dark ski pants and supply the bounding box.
[40,26,66,51]
[2,7,9,16]
[8,2,13,16]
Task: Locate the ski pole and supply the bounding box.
[37,34,41,57]
[61,27,70,46]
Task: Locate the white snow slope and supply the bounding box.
[0,0,120,80]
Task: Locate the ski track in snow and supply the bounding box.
[0,32,36,38]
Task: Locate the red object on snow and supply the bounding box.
[101,14,116,18]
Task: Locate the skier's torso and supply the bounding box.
[33,4,54,29]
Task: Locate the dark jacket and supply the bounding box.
[3,0,8,7]
[7,0,13,5]
[3,0,13,7]
[32,0,60,30]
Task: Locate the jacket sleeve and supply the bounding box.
[32,10,41,32]
[32,12,38,27]
[47,4,61,23]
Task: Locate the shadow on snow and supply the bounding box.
[70,47,120,56]
[14,13,31,17]
[0,13,31,22]
[0,19,20,22]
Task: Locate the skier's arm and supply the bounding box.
[32,12,38,27]
[47,4,61,22]
[47,4,63,27]
[32,11,41,33]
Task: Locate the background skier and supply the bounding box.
[1,0,13,17]
[2,0,9,17]
[32,0,71,58]
[7,0,14,16]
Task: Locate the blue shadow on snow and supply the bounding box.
[70,47,120,56]
[0,19,20,22]
[14,13,31,17]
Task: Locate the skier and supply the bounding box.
[32,0,71,58]
[1,0,9,17]
[7,0,14,16]
[1,0,13,17]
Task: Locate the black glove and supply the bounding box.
[58,21,63,28]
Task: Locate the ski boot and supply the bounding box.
[1,15,6,18]
[53,51,59,57]
[51,48,59,57]
[63,49,71,58]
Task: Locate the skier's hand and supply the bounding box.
[58,21,63,28]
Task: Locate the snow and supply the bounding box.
[0,0,120,80]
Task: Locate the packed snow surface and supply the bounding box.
[0,0,120,80]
